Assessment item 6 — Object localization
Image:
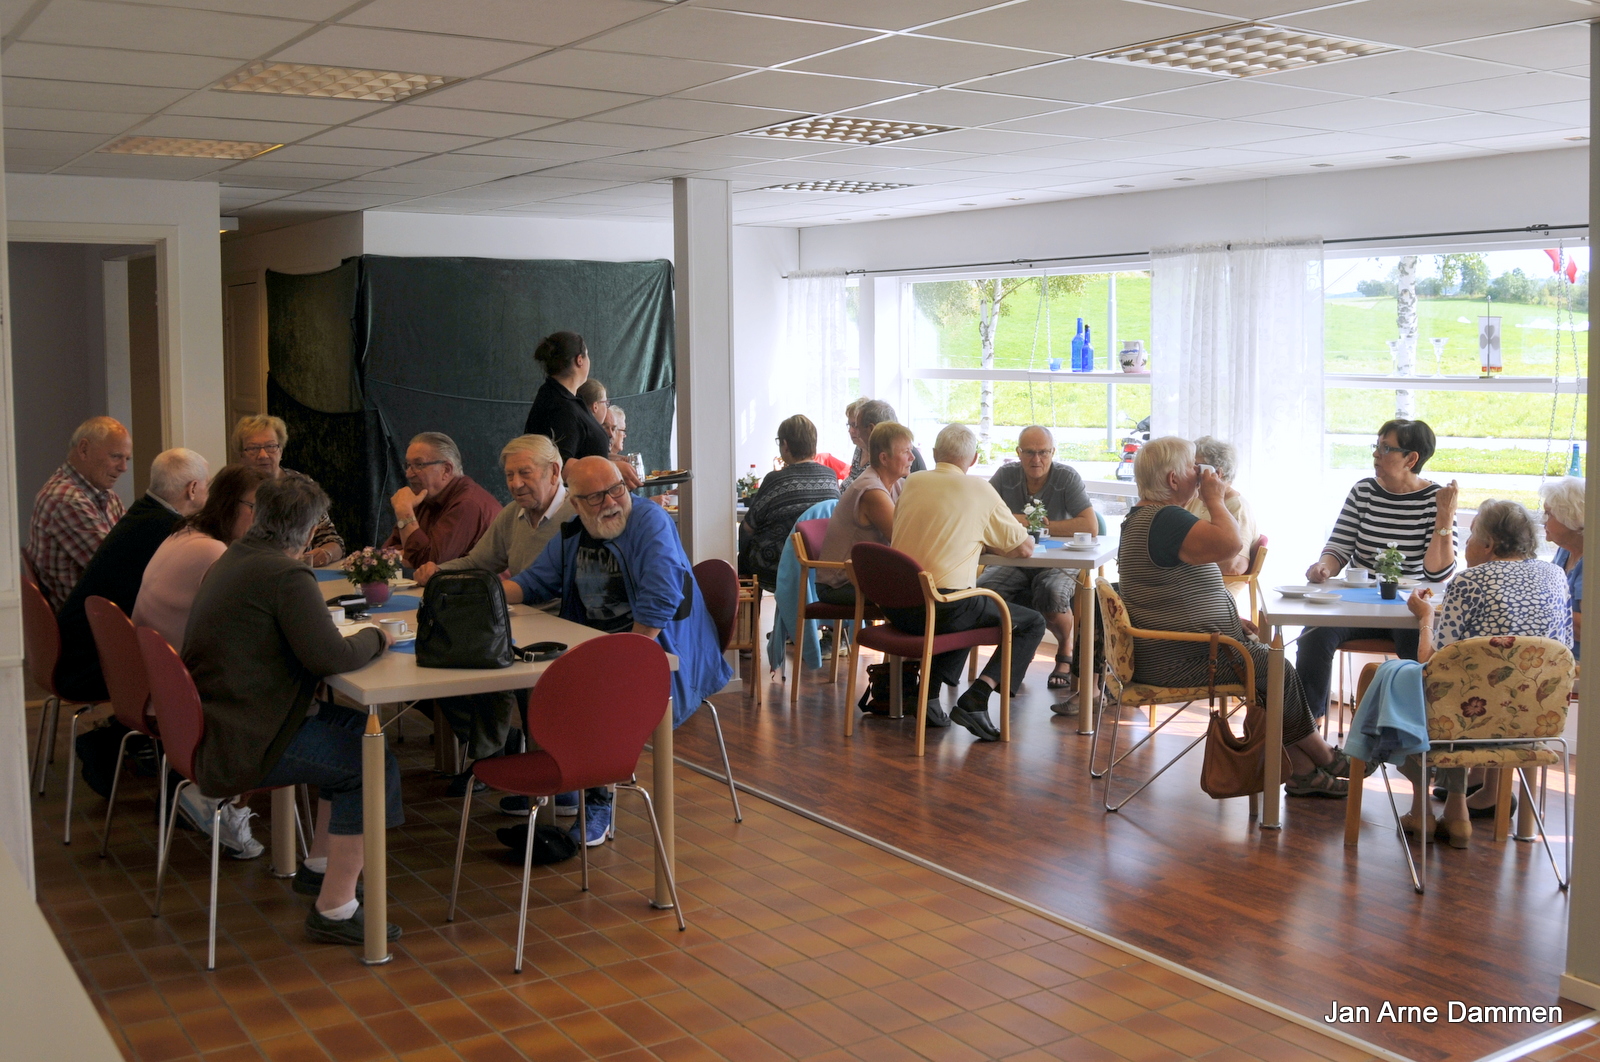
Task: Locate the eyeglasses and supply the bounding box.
[238,500,256,511]
[1017,448,1055,459]
[572,482,628,507]
[240,443,280,456]
[1372,444,1413,457]
[405,459,447,472]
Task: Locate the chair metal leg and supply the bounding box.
[208,804,222,971]
[1417,751,1428,894]
[297,784,317,853]
[154,779,189,917]
[1518,763,1568,890]
[618,782,685,931]
[97,729,137,856]
[701,700,742,822]
[1377,764,1422,894]
[155,753,167,870]
[513,791,538,974]
[62,705,96,844]
[446,785,474,922]
[578,802,589,892]
[1087,686,1116,777]
[43,695,62,767]
[32,695,60,796]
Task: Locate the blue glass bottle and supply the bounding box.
[1071,317,1085,372]
[1082,325,1095,372]
[1569,443,1582,477]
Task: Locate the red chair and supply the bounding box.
[690,559,744,821]
[447,633,685,973]
[84,597,164,857]
[845,543,1013,757]
[21,563,101,803]
[788,519,883,707]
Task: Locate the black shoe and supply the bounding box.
[950,685,1001,742]
[500,795,531,815]
[1469,794,1513,820]
[446,771,487,798]
[305,904,400,945]
[292,866,362,900]
[1434,782,1484,801]
[922,699,950,727]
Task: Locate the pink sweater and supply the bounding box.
[133,528,227,650]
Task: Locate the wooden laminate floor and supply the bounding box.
[670,640,1588,1062]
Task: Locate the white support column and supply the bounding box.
[672,178,736,564]
[1559,18,1600,1010]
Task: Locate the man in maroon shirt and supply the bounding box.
[384,432,501,567]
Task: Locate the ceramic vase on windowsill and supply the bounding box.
[362,581,391,606]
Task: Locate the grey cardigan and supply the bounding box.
[185,536,384,797]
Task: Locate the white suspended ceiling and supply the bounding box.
[0,0,1591,233]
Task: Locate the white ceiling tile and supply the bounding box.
[134,115,328,142]
[615,147,800,169]
[340,0,661,46]
[535,161,687,181]
[798,144,975,166]
[21,1,312,59]
[1,43,239,88]
[907,127,1079,153]
[582,8,876,66]
[917,152,1076,172]
[5,127,105,151]
[217,174,325,189]
[517,120,708,148]
[692,0,1005,32]
[354,107,559,138]
[302,127,488,152]
[732,159,881,180]
[1393,72,1588,111]
[164,91,388,123]
[788,35,1059,86]
[1170,0,1343,15]
[1504,101,1589,126]
[279,190,419,205]
[1280,0,1594,49]
[960,58,1216,104]
[222,159,383,179]
[2,76,190,112]
[1127,81,1354,120]
[491,50,750,96]
[592,98,805,134]
[846,88,1066,125]
[1435,23,1589,69]
[681,71,916,112]
[453,139,622,161]
[1129,145,1300,167]
[1261,97,1466,131]
[1369,112,1569,141]
[1452,131,1587,152]
[680,134,818,157]
[266,144,432,167]
[2,106,141,134]
[996,105,1197,137]
[1008,137,1172,161]
[1118,118,1317,147]
[1242,129,1429,155]
[409,81,645,118]
[1257,50,1511,95]
[1031,159,1183,179]
[274,26,546,78]
[57,154,231,177]
[926,0,1233,56]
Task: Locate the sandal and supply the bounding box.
[1047,655,1074,691]
[1286,767,1348,798]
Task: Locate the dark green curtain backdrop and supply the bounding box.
[266,255,676,549]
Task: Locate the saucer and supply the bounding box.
[1062,541,1099,552]
[390,578,418,591]
[1274,585,1318,598]
[1305,592,1343,604]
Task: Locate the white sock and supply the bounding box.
[303,857,328,873]
[318,897,359,921]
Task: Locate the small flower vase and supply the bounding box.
[1379,580,1398,600]
[1030,529,1044,544]
[362,581,391,606]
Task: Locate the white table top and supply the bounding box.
[1260,591,1420,630]
[981,538,1117,570]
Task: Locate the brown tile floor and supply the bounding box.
[34,705,1420,1061]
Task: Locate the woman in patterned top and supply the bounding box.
[1393,499,1571,846]
[1297,419,1459,721]
[1541,477,1584,660]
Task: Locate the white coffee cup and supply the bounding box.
[377,618,409,638]
[1348,567,1374,584]
[1072,531,1094,544]
[328,605,350,626]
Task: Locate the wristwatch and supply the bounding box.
[1434,527,1452,537]
[396,516,416,532]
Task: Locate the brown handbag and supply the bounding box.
[1198,633,1290,799]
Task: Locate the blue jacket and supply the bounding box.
[767,498,838,673]
[1343,659,1430,766]
[509,497,732,726]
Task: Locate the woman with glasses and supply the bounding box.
[1297,418,1459,722]
[233,414,345,567]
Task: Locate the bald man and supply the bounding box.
[502,456,732,846]
[27,415,132,608]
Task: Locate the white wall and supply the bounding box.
[799,148,1589,273]
[6,175,226,468]
[221,212,362,277]
[364,212,673,262]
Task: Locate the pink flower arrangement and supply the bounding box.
[341,546,404,586]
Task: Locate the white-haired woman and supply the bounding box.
[1120,437,1351,796]
[1541,476,1584,660]
[1185,436,1258,577]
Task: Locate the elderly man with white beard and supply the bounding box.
[501,456,732,846]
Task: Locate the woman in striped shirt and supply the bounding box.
[1297,419,1459,721]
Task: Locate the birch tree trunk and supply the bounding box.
[1395,255,1418,419]
[978,278,999,445]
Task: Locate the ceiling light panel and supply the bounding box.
[100,135,282,159]
[1095,24,1392,79]
[767,180,913,193]
[216,60,458,102]
[743,116,957,145]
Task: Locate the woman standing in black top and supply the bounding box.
[524,331,640,486]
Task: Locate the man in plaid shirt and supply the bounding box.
[26,416,132,610]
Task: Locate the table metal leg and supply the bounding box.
[651,704,675,910]
[1077,570,1095,736]
[270,788,297,878]
[361,707,391,965]
[888,655,904,719]
[1263,630,1285,829]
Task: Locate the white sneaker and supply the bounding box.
[217,802,264,860]
[175,786,221,838]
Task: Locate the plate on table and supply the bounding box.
[1274,585,1319,598]
[1305,591,1343,604]
[390,578,417,591]
[1397,577,1421,589]
[1062,540,1100,552]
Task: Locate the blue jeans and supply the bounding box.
[259,703,403,836]
[1296,626,1420,720]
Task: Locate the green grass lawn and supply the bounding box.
[1330,443,1579,476]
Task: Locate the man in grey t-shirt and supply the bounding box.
[978,426,1099,710]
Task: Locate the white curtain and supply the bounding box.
[1150,239,1325,565]
[785,271,850,454]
